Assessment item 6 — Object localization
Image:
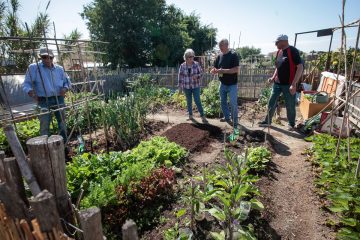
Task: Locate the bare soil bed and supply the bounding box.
[161,123,222,152]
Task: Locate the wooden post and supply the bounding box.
[26,135,74,225]
[29,190,63,233]
[0,151,5,182]
[122,219,139,240]
[3,125,41,196]
[3,157,28,205]
[0,182,29,220]
[79,207,104,240]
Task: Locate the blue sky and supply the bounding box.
[18,0,360,54]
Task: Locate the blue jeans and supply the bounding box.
[38,96,67,142]
[219,83,238,126]
[264,83,296,127]
[184,87,204,117]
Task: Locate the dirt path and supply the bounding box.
[257,126,334,240]
[150,109,334,240]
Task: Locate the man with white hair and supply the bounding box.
[23,47,71,142]
[259,34,303,130]
[211,39,240,129]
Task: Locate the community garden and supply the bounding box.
[1,72,359,240]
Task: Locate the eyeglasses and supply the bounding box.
[187,56,194,59]
[41,56,54,60]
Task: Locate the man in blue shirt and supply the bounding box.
[23,47,71,142]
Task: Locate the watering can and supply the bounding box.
[312,91,329,104]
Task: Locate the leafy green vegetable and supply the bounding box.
[247,146,271,171]
[307,134,360,238]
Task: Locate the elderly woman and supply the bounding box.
[178,49,207,122]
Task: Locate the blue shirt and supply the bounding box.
[23,62,71,97]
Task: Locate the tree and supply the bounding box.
[182,13,217,56]
[235,46,261,61]
[82,0,167,68]
[0,0,50,73]
[150,4,193,66]
[81,0,217,68]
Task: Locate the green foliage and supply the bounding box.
[171,80,221,118]
[127,136,187,166]
[0,119,57,153]
[81,176,118,209]
[67,74,164,149]
[202,80,221,117]
[166,148,270,239]
[307,134,360,238]
[153,87,173,105]
[313,48,360,74]
[67,136,186,233]
[235,46,261,61]
[257,87,272,107]
[171,90,187,109]
[81,0,216,67]
[247,147,271,172]
[66,151,125,198]
[0,0,51,73]
[67,136,186,204]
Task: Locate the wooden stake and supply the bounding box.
[3,125,41,196]
[29,190,63,233]
[27,135,74,225]
[0,182,29,220]
[79,207,104,240]
[3,157,28,205]
[122,219,139,240]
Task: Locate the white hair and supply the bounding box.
[183,49,195,60]
[219,39,229,46]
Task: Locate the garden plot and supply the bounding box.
[144,105,336,240]
[1,74,355,239]
[162,123,222,153]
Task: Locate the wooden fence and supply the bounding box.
[0,126,105,240]
[101,67,274,99]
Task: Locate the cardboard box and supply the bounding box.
[320,114,352,137]
[299,91,332,120]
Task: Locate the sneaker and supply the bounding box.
[287,125,295,131]
[187,115,194,121]
[258,120,271,127]
[220,118,230,122]
[201,116,208,124]
[226,119,233,125]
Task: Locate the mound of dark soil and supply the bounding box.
[162,123,222,152]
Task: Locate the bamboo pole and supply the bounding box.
[0,151,5,182]
[356,157,360,178]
